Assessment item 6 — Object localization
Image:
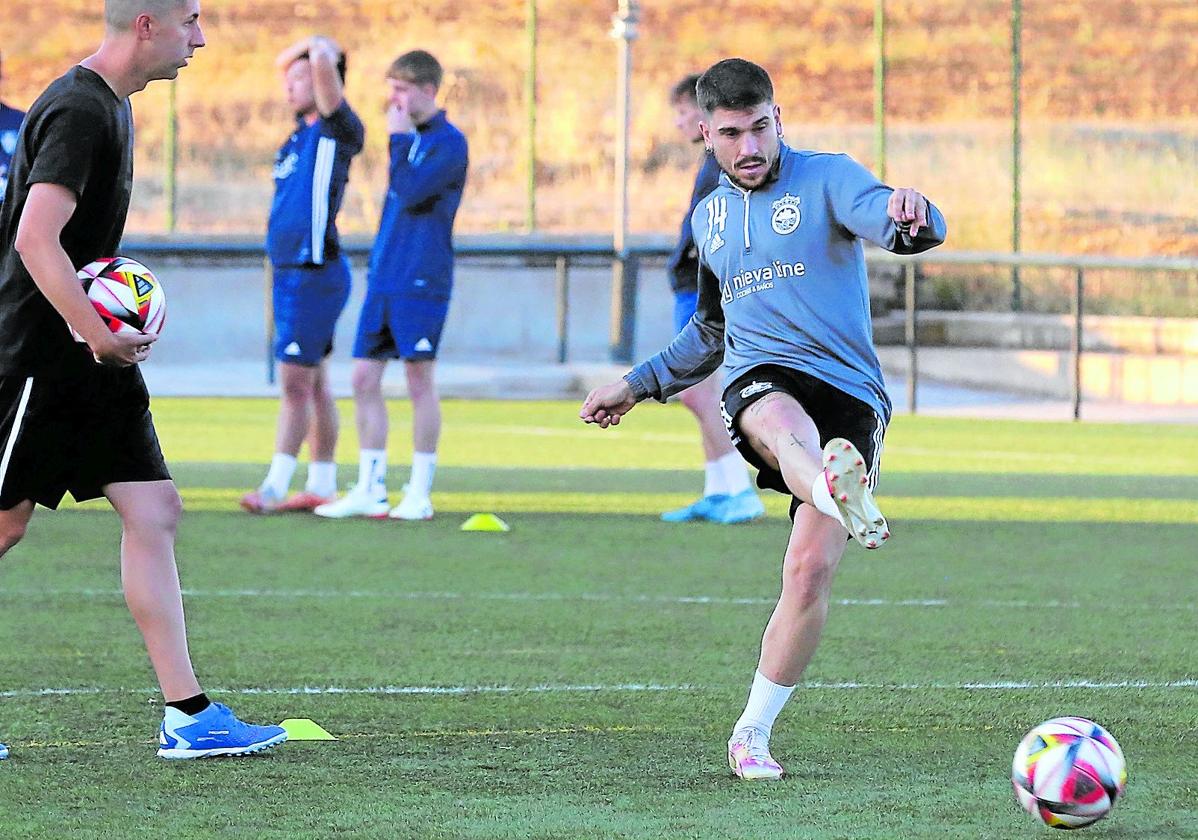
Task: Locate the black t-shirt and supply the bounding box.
[0,66,134,376]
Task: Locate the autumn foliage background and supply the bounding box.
[1,0,1195,256]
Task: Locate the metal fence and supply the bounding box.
[123,237,1198,418]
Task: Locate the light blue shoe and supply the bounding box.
[708,489,766,524]
[157,702,287,759]
[0,742,8,760]
[661,494,727,522]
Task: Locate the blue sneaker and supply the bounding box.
[157,703,287,760]
[708,489,766,524]
[661,494,726,522]
[0,742,8,760]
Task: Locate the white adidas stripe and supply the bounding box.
[309,136,336,265]
[0,377,34,496]
[868,411,886,490]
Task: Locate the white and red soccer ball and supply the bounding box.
[71,256,166,342]
[1012,716,1127,830]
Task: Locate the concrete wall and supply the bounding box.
[146,258,1198,404]
[874,310,1198,354]
[878,346,1198,403]
[146,258,681,367]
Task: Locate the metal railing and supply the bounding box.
[123,234,673,376]
[869,251,1198,419]
[122,236,1198,417]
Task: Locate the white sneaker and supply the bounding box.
[313,486,390,519]
[823,437,889,549]
[727,727,785,780]
[389,493,434,521]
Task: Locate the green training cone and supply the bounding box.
[460,513,510,532]
[280,718,337,741]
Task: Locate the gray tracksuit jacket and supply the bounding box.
[625,144,947,423]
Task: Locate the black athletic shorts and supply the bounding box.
[0,366,171,510]
[721,364,887,520]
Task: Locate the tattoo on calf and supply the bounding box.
[789,433,807,449]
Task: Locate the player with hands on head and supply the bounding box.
[241,33,365,515]
[581,58,946,781]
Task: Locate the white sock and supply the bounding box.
[733,670,796,740]
[703,460,725,497]
[261,453,297,497]
[717,451,752,496]
[810,469,848,526]
[407,451,437,499]
[305,461,338,497]
[357,449,387,496]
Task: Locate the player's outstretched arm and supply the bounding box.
[579,379,638,429]
[826,155,946,254]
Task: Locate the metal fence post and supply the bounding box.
[525,0,537,231]
[164,79,178,233]
[1071,266,1084,420]
[610,254,638,363]
[905,261,918,414]
[1011,0,1023,311]
[609,0,639,364]
[874,0,887,182]
[555,255,570,363]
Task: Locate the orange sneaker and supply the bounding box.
[275,490,336,513]
[240,488,283,514]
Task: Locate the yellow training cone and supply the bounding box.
[280,719,338,741]
[460,513,510,532]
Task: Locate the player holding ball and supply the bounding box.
[0,0,286,760]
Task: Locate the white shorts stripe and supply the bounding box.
[867,411,886,490]
[0,377,34,496]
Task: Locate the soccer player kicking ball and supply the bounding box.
[580,59,946,781]
[0,0,285,760]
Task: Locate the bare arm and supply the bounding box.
[14,183,154,366]
[579,379,636,429]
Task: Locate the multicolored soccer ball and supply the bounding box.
[71,256,166,341]
[1012,716,1127,830]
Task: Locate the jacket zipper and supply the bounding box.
[734,186,752,253]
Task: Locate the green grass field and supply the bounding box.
[1,400,1196,839]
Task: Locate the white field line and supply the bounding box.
[2,679,1196,700]
[457,425,1172,468]
[0,587,1194,611]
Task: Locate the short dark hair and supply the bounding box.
[669,73,701,105]
[696,59,774,114]
[387,50,443,90]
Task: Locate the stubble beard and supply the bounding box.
[721,150,778,191]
